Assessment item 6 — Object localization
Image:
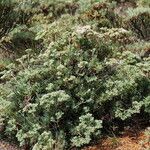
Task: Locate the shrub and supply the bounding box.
[1,27,150,149]
[0,0,79,56]
[0,25,42,55]
[125,41,150,54]
[0,0,31,38]
[0,0,150,149]
[82,1,122,28]
[125,7,150,40]
[138,0,150,7]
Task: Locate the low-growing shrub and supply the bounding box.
[138,0,150,7]
[82,1,122,28]
[0,0,150,149]
[0,0,80,56]
[125,7,150,40]
[0,25,42,55]
[1,27,150,149]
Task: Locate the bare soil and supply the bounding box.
[83,130,150,150]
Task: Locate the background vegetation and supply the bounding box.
[0,0,150,149]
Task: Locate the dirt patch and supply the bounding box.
[83,130,150,150]
[0,141,23,150]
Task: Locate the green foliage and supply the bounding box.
[32,131,66,150]
[82,1,122,28]
[0,0,150,149]
[0,0,30,38]
[138,0,150,7]
[125,7,150,40]
[1,26,150,149]
[71,113,102,147]
[144,96,150,113]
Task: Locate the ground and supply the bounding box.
[84,130,150,150]
[0,141,22,150]
[0,130,149,150]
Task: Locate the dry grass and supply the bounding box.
[83,130,150,150]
